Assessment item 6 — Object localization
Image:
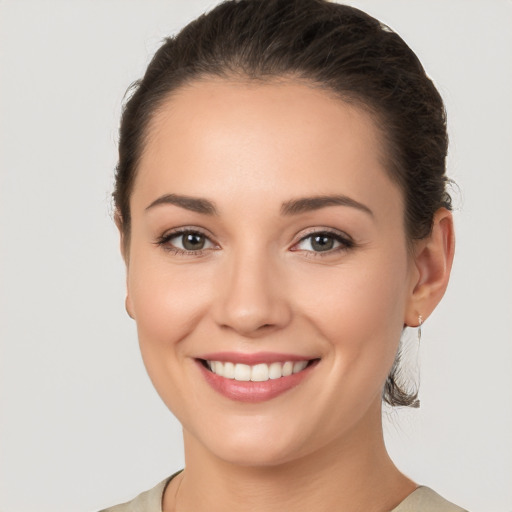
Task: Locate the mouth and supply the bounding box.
[200,359,317,381]
[195,354,320,402]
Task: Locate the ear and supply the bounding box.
[405,208,455,327]
[114,211,135,319]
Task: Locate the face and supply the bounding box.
[125,79,418,466]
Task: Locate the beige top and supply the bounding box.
[99,474,468,512]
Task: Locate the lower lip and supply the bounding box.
[197,360,317,403]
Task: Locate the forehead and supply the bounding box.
[133,78,401,216]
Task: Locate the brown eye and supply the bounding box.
[294,231,353,254]
[182,232,206,250]
[310,234,335,252]
[158,230,216,253]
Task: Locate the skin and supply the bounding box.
[120,78,454,512]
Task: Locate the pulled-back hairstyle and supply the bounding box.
[114,0,451,407]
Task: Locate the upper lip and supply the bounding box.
[197,351,318,365]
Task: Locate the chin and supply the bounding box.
[184,411,324,469]
[209,437,306,468]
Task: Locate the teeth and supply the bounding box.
[268,362,282,380]
[206,360,310,381]
[282,361,293,376]
[251,363,269,382]
[234,363,251,381]
[293,361,308,373]
[223,361,235,379]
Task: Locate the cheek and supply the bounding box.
[127,251,214,356]
[126,254,218,420]
[291,253,409,376]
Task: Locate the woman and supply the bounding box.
[102,0,461,510]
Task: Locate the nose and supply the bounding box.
[212,248,292,338]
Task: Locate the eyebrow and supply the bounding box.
[145,194,218,215]
[145,193,373,217]
[281,195,373,217]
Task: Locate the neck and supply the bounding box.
[164,401,415,512]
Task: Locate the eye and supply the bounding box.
[156,229,217,253]
[293,231,353,253]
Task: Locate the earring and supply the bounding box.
[417,315,423,342]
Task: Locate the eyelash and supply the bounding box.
[155,228,355,257]
[291,229,355,257]
[155,228,216,256]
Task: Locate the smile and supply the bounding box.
[197,355,319,402]
[206,360,309,381]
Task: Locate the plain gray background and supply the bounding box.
[0,1,511,511]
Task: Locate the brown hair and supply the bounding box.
[114,0,451,407]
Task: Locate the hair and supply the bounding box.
[113,0,451,407]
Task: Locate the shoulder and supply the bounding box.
[97,476,172,512]
[392,486,468,512]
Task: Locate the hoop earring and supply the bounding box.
[417,314,423,342]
